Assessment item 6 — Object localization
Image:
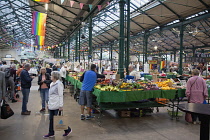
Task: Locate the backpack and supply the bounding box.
[4,68,11,78]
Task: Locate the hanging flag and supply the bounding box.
[32,11,47,36]
[70,0,75,7]
[98,5,102,11]
[61,0,64,4]
[89,4,93,10]
[80,3,84,9]
[32,0,50,3]
[36,36,45,46]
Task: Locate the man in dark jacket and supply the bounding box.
[20,64,35,115]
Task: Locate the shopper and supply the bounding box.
[185,69,208,124]
[43,71,72,138]
[0,62,17,103]
[16,65,23,77]
[38,67,51,112]
[79,64,105,120]
[0,71,6,103]
[10,64,17,82]
[46,64,52,76]
[20,63,35,115]
[60,65,67,88]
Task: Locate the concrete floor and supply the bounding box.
[0,78,201,140]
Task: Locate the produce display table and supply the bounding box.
[66,76,181,103]
[66,76,184,122]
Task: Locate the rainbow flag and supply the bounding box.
[36,35,45,46]
[33,0,50,3]
[32,11,47,36]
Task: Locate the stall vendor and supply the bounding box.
[128,65,140,80]
[169,64,177,72]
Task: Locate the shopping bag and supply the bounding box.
[1,100,14,119]
[54,111,67,131]
[203,100,207,104]
[185,112,192,123]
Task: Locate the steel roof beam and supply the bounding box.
[184,27,207,45]
[64,0,110,42]
[32,1,72,25]
[7,0,28,39]
[51,1,77,16]
[204,19,210,28]
[132,12,210,39]
[130,1,160,25]
[168,29,195,46]
[198,0,210,8]
[192,21,210,37]
[157,0,181,19]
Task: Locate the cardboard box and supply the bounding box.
[152,74,158,82]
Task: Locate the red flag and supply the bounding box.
[80,3,84,9]
[70,0,75,7]
[98,5,102,11]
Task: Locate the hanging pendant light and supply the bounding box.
[81,34,85,39]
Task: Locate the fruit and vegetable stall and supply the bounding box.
[66,73,210,125]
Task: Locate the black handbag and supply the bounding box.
[1,100,14,119]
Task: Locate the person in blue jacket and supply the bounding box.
[79,64,105,120]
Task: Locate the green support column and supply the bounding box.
[173,50,176,62]
[126,0,131,75]
[59,46,61,58]
[143,32,149,63]
[118,0,126,78]
[75,33,78,62]
[88,16,93,64]
[100,48,103,68]
[79,29,81,62]
[53,49,55,58]
[179,25,184,75]
[165,54,167,68]
[68,38,70,61]
[110,44,113,68]
[63,43,65,59]
[192,48,196,57]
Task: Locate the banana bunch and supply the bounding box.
[100,86,120,91]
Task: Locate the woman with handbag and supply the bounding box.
[43,71,71,138]
[38,67,52,112]
[185,69,208,124]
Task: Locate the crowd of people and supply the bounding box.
[0,60,209,138]
[0,60,107,138]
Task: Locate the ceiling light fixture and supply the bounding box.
[154,46,158,50]
[45,3,48,11]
